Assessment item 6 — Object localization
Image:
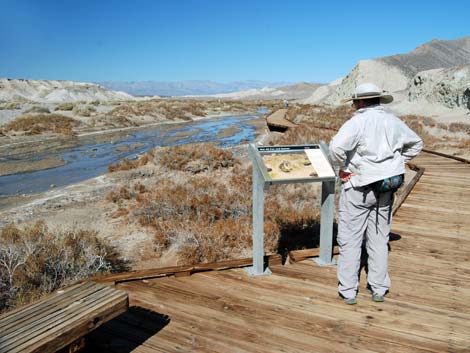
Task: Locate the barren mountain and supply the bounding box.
[304,36,470,108]
[0,78,134,103]
[381,37,470,77]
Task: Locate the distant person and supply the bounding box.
[329,83,423,305]
[283,99,289,108]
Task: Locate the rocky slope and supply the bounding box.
[0,78,134,103]
[303,36,470,111]
[408,65,470,110]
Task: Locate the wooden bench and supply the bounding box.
[0,281,128,353]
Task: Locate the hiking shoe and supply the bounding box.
[372,293,384,302]
[344,297,357,305]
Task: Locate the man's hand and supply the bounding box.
[339,170,356,182]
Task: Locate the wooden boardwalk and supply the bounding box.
[265,109,297,131]
[86,152,470,353]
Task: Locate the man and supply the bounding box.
[329,83,423,305]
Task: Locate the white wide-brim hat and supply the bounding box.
[342,83,393,104]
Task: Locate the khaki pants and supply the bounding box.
[337,186,393,298]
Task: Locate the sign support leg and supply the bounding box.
[246,166,272,276]
[314,180,337,266]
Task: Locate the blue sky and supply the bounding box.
[1,0,469,83]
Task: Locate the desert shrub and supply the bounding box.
[108,154,149,172]
[24,106,50,114]
[285,104,353,130]
[99,114,138,128]
[55,102,75,111]
[455,138,470,150]
[1,113,80,135]
[106,185,133,203]
[0,221,126,313]
[89,100,100,106]
[445,122,470,135]
[400,115,442,148]
[106,102,160,122]
[72,105,96,117]
[0,101,23,110]
[269,122,336,146]
[155,144,238,173]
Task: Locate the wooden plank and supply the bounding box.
[0,282,98,330]
[0,286,117,346]
[8,290,127,353]
[92,254,282,284]
[0,282,106,337]
[125,286,379,353]
[123,275,469,352]
[1,287,120,351]
[288,246,340,263]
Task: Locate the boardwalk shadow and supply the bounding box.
[84,306,170,353]
[276,221,339,263]
[277,221,402,265]
[359,232,402,284]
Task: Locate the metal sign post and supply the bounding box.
[246,143,337,276]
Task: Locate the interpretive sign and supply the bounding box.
[261,147,335,180]
[246,143,337,276]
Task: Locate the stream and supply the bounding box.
[0,114,263,206]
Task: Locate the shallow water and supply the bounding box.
[0,115,261,203]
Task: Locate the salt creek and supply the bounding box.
[0,115,263,208]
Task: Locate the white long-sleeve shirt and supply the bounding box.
[329,105,423,188]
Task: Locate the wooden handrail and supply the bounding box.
[422,148,470,164]
[392,162,425,216]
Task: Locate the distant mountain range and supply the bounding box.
[98,80,291,97]
[207,82,323,100]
